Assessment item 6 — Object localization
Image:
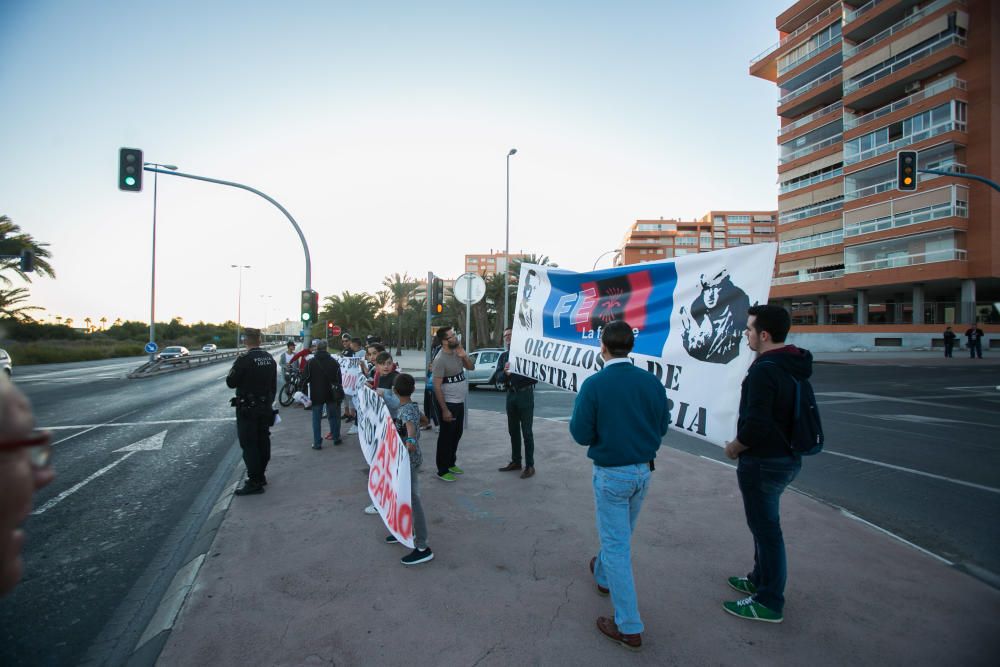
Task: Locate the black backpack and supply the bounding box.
[759,361,824,456]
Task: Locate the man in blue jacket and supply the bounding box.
[723,304,811,623]
[570,320,669,652]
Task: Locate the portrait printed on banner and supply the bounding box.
[679,269,750,365]
[518,269,540,329]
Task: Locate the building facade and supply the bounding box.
[464,251,530,277]
[618,211,778,266]
[751,0,998,347]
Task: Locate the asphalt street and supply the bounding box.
[0,353,253,666]
[467,360,1000,584]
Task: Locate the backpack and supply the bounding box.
[758,361,824,456]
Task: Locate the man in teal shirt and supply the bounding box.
[570,320,669,652]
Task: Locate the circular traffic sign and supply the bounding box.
[145,342,158,354]
[455,272,486,305]
[331,325,342,336]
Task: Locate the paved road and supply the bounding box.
[0,354,256,666]
[467,361,1000,585]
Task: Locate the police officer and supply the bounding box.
[226,328,277,495]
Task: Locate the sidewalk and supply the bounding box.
[155,405,999,665]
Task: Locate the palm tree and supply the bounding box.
[84,317,93,332]
[0,215,55,285]
[100,317,107,330]
[321,291,377,337]
[382,273,417,355]
[64,317,74,328]
[113,317,122,327]
[0,288,43,320]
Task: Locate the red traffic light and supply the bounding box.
[331,325,341,335]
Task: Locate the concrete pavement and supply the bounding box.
[153,374,999,665]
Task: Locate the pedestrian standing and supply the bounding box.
[723,304,811,623]
[569,320,669,652]
[278,340,297,384]
[943,326,956,358]
[964,323,984,359]
[226,328,277,495]
[495,328,538,478]
[305,340,343,449]
[432,326,474,482]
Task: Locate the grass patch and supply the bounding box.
[5,340,146,365]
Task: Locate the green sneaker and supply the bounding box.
[436,472,457,482]
[723,596,783,623]
[448,466,464,475]
[727,576,757,595]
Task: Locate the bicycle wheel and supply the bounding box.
[278,382,296,407]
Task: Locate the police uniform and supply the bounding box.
[226,346,277,492]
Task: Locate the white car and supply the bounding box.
[466,348,505,390]
[201,343,218,353]
[159,346,190,360]
[0,349,11,376]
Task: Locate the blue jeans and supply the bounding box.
[312,401,341,445]
[592,463,651,635]
[737,454,801,613]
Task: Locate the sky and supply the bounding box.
[0,0,789,330]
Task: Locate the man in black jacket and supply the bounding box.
[964,323,984,359]
[226,328,277,496]
[305,340,343,449]
[494,328,539,478]
[723,305,810,624]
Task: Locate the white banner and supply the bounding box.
[339,356,364,397]
[355,384,414,548]
[509,243,778,446]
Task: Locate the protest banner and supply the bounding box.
[508,243,778,446]
[355,384,414,547]
[340,357,364,397]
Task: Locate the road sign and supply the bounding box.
[144,342,158,354]
[455,273,486,305]
[331,325,342,336]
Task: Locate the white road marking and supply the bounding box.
[51,408,142,446]
[541,416,571,422]
[32,431,168,515]
[824,450,1000,495]
[838,509,953,565]
[43,417,235,432]
[699,455,735,469]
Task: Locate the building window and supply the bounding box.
[727,215,751,223]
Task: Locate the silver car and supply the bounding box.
[201,343,218,353]
[159,346,190,360]
[0,349,11,376]
[466,348,505,390]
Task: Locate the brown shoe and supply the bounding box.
[520,466,535,479]
[596,616,641,651]
[589,557,610,596]
[498,462,522,472]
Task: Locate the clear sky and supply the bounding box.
[0,0,788,329]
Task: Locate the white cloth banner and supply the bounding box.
[509,243,778,446]
[355,384,414,548]
[339,356,364,397]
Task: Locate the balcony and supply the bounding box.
[843,75,965,130]
[843,0,957,60]
[750,3,840,78]
[844,0,925,41]
[780,197,844,225]
[780,132,843,164]
[846,120,965,167]
[844,162,965,201]
[780,101,842,137]
[844,184,969,237]
[843,33,967,110]
[778,32,842,78]
[778,66,843,118]
[772,268,845,286]
[780,166,844,195]
[780,228,844,254]
[845,247,966,273]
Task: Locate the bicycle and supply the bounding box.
[278,365,304,407]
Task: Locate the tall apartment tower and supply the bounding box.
[751,0,997,337]
[617,211,777,266]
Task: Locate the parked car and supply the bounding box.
[201,343,218,353]
[466,348,505,390]
[0,348,12,376]
[159,346,190,360]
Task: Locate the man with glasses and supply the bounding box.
[431,326,474,482]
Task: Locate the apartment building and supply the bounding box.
[463,251,530,277]
[617,211,777,266]
[751,0,998,346]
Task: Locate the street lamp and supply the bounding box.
[260,294,272,341]
[592,249,622,271]
[231,264,251,348]
[503,147,517,332]
[144,161,178,360]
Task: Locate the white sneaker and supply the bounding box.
[364,504,378,515]
[348,425,358,435]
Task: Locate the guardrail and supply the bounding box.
[127,345,285,379]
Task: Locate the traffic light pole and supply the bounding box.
[425,271,433,374]
[143,166,313,340]
[917,169,1000,193]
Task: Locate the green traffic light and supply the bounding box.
[125,176,136,186]
[302,313,311,321]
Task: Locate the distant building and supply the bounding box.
[617,211,778,266]
[464,251,530,277]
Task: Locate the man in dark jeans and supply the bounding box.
[431,326,474,482]
[964,323,984,359]
[495,328,538,478]
[724,305,812,623]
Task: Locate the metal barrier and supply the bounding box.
[127,345,285,379]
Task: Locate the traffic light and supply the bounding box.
[300,289,318,323]
[897,150,917,191]
[432,278,444,315]
[19,250,34,273]
[326,321,334,337]
[119,148,143,191]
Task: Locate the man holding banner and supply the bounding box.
[569,320,669,652]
